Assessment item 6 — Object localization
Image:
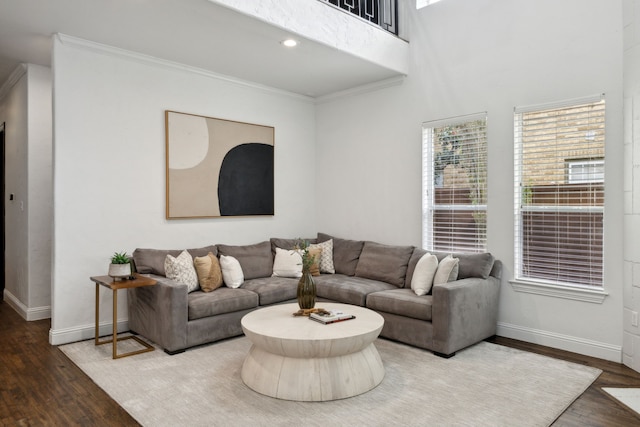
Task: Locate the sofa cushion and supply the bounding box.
[456,253,495,279]
[218,241,273,280]
[132,245,218,276]
[272,248,302,278]
[187,288,258,320]
[434,254,459,285]
[309,239,335,274]
[193,252,223,292]
[354,241,414,287]
[317,233,364,276]
[366,289,433,321]
[411,253,438,296]
[240,277,298,306]
[164,250,199,292]
[314,274,396,306]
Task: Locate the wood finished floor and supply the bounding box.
[2,300,640,426]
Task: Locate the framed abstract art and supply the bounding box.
[165,111,274,218]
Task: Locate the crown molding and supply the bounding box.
[315,75,406,104]
[55,33,315,104]
[0,63,27,102]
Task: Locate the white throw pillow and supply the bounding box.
[309,239,335,274]
[411,253,439,296]
[164,250,199,293]
[220,255,244,288]
[433,254,459,285]
[272,247,303,278]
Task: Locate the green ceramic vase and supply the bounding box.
[297,268,316,310]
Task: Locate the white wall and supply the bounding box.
[316,0,624,361]
[623,0,640,371]
[0,63,52,320]
[27,64,52,312]
[0,66,29,308]
[50,35,317,344]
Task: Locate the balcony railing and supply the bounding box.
[318,0,398,35]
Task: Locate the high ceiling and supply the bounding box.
[0,0,402,97]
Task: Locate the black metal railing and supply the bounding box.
[319,0,398,35]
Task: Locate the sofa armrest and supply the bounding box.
[431,276,500,356]
[127,274,189,353]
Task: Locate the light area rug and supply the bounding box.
[602,387,640,416]
[60,336,601,427]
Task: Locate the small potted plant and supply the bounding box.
[108,251,132,279]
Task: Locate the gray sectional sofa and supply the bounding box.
[127,232,502,357]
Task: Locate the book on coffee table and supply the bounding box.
[309,309,355,324]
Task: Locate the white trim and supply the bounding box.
[3,289,51,321]
[497,321,621,362]
[422,111,488,129]
[0,63,27,102]
[509,279,608,303]
[315,75,405,104]
[514,93,605,114]
[55,33,315,104]
[49,319,130,345]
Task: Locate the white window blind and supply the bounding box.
[422,113,487,253]
[514,95,605,288]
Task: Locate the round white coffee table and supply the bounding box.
[240,302,385,401]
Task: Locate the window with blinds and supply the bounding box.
[422,113,487,253]
[514,95,605,288]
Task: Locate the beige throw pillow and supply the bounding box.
[307,247,322,276]
[433,254,459,285]
[411,253,439,296]
[194,252,223,292]
[164,250,199,292]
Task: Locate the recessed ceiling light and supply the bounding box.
[281,39,298,48]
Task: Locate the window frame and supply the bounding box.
[422,112,488,253]
[566,159,604,184]
[511,95,608,303]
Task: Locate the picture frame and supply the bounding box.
[165,110,274,219]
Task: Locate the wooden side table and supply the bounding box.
[90,274,157,359]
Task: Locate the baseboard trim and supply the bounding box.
[49,320,130,346]
[497,321,621,362]
[3,290,51,321]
